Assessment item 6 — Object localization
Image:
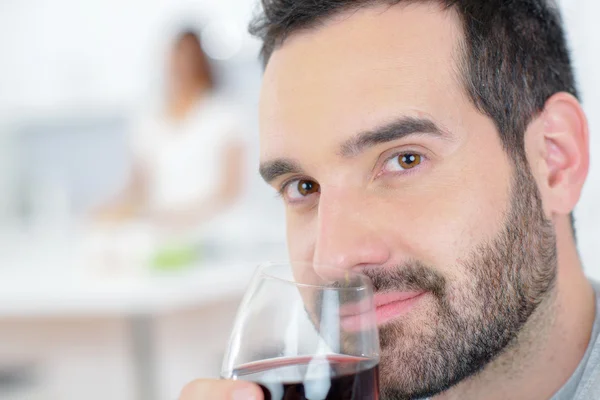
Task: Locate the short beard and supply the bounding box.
[364,162,558,400]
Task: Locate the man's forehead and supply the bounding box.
[259,2,464,159]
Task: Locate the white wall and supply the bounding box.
[561,0,600,280]
[0,0,260,115]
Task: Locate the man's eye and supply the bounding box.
[283,179,321,201]
[383,153,423,172]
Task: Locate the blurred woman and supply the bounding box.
[99,30,245,231]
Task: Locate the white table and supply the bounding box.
[0,226,286,400]
[0,265,259,400]
[0,262,257,318]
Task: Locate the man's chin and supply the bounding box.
[376,306,453,399]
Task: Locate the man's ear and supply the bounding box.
[524,92,590,217]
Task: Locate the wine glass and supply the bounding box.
[222,262,380,400]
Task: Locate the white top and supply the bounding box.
[130,95,242,212]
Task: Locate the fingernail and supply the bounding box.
[231,386,258,400]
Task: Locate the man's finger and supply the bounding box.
[179,379,263,400]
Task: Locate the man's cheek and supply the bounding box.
[286,216,316,263]
[364,194,473,287]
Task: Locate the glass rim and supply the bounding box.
[256,262,373,292]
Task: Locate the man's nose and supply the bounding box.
[312,190,390,278]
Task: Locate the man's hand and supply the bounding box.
[179,379,263,400]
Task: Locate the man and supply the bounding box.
[181,0,600,399]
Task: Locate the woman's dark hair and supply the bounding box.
[249,0,579,231]
[174,29,215,90]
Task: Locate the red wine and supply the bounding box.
[231,355,379,400]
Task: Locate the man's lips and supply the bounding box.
[373,291,426,325]
[339,291,427,331]
[374,291,425,308]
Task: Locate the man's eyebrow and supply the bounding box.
[259,117,449,184]
[259,158,304,184]
[339,117,450,158]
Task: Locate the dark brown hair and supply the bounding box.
[174,29,215,90]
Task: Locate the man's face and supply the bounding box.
[259,3,556,399]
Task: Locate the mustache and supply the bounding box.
[361,261,447,298]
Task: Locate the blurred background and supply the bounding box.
[0,0,598,399]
